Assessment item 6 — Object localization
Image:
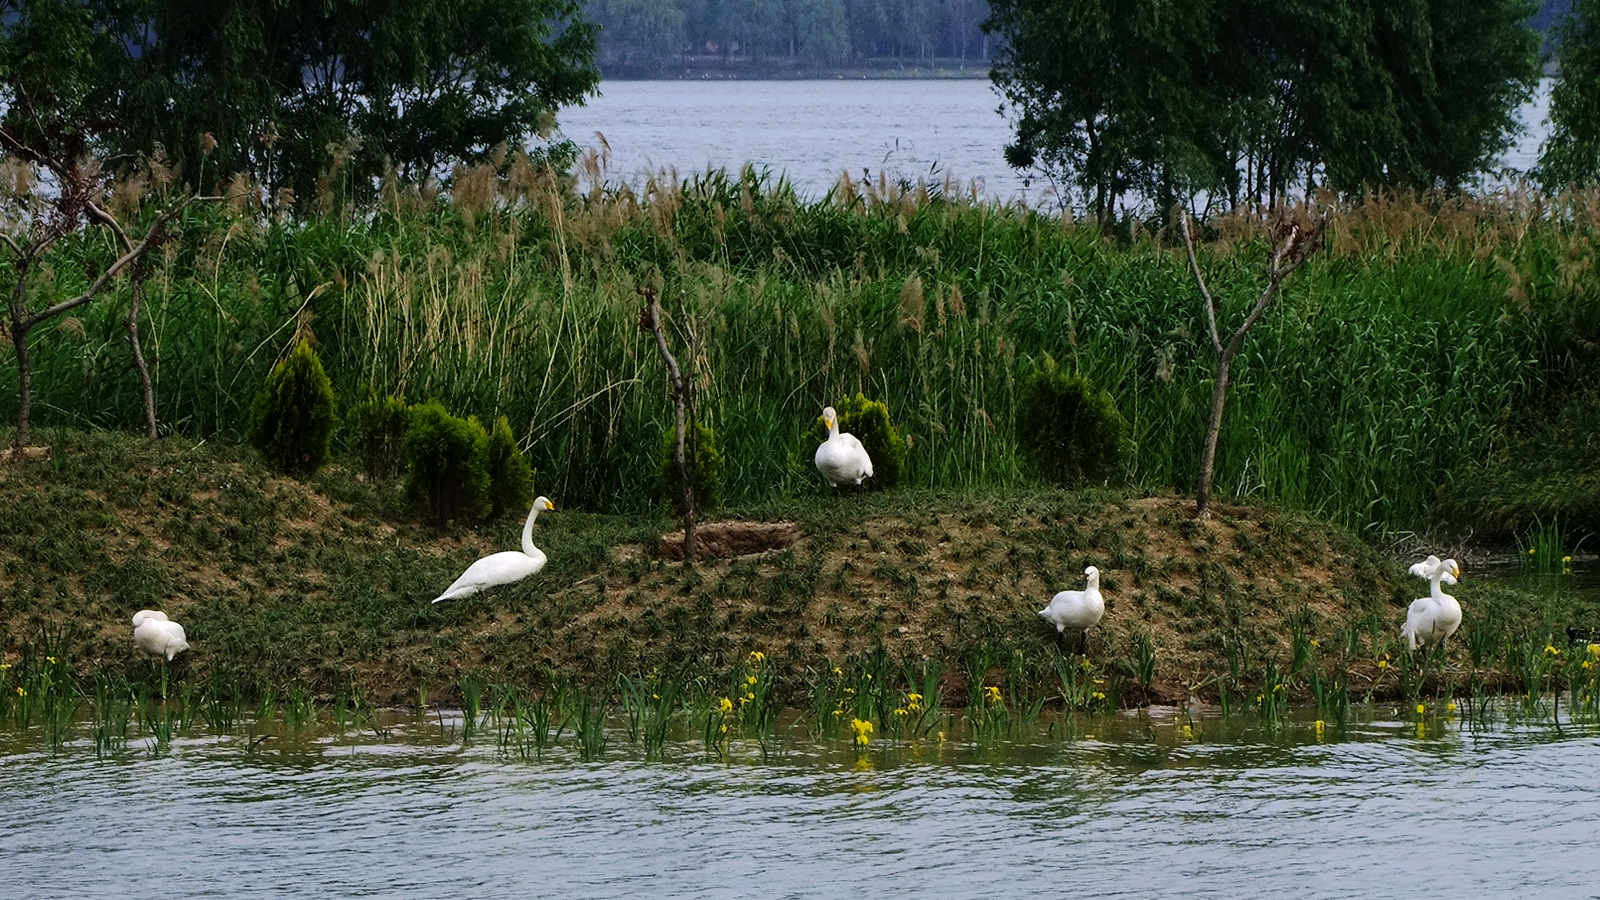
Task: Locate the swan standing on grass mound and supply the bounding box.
[1039,565,1105,655]
[1402,555,1462,651]
[814,406,873,489]
[432,497,556,604]
[131,611,190,661]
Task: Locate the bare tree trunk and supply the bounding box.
[1181,212,1325,519]
[640,286,697,562]
[11,322,31,454]
[1195,356,1230,517]
[127,272,157,438]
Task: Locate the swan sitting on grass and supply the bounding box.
[1039,565,1105,655]
[432,497,556,604]
[131,612,190,661]
[1402,555,1462,651]
[814,406,873,489]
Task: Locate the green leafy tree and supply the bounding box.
[250,338,337,476]
[986,0,1540,219]
[110,0,600,202]
[1539,0,1600,186]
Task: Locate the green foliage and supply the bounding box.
[249,338,336,476]
[97,0,600,202]
[1016,357,1129,485]
[986,0,1540,217]
[659,421,724,515]
[1539,0,1600,187]
[487,415,536,518]
[820,393,907,490]
[404,401,491,527]
[345,389,411,480]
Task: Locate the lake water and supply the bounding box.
[557,78,1554,208]
[4,703,1600,898]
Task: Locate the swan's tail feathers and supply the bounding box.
[1401,622,1418,651]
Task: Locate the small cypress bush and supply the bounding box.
[1016,355,1131,484]
[403,401,491,527]
[250,337,336,477]
[486,415,535,518]
[820,393,907,489]
[346,388,411,480]
[659,420,724,515]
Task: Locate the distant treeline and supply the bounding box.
[583,0,992,76]
[583,0,1574,77]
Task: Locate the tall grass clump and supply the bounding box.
[404,401,491,526]
[250,337,336,476]
[2,172,1594,534]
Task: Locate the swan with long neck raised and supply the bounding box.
[1402,555,1462,651]
[432,497,556,604]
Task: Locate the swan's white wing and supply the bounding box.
[840,433,866,452]
[433,551,544,603]
[1406,597,1435,618]
[132,609,169,627]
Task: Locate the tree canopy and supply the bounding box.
[986,0,1543,221]
[1538,0,1600,186]
[1,0,601,203]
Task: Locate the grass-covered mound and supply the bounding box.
[9,429,1592,710]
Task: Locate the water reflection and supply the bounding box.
[4,704,1598,898]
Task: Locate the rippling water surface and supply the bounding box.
[5,708,1599,898]
[557,78,1554,206]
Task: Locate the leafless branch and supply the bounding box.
[25,195,194,328]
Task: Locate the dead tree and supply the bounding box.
[85,198,179,439]
[0,153,196,454]
[639,284,700,562]
[1180,211,1325,519]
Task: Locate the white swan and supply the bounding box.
[1402,556,1462,651]
[133,616,190,661]
[1039,565,1105,654]
[814,406,873,488]
[432,497,556,604]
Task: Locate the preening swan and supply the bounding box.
[1039,565,1105,654]
[1402,555,1462,651]
[814,406,873,488]
[131,609,169,628]
[132,615,190,661]
[432,497,556,604]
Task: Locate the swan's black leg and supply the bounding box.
[1077,629,1088,657]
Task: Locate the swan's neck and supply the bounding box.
[1428,574,1446,601]
[520,506,541,556]
[827,420,840,439]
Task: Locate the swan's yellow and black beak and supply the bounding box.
[1452,564,1461,580]
[823,417,834,429]
[545,499,557,511]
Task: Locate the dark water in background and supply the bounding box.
[557,78,1555,209]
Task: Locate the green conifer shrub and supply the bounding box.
[346,388,411,480]
[819,393,907,489]
[487,415,536,518]
[1016,355,1131,484]
[404,401,491,526]
[659,421,724,515]
[250,337,336,477]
